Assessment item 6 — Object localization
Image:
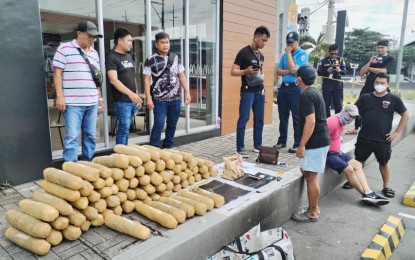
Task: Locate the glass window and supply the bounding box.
[189,0,218,128]
[39,0,99,155]
[103,0,149,139]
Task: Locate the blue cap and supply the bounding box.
[286,31,300,43]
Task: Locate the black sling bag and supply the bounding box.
[76,47,103,87]
[151,52,176,93]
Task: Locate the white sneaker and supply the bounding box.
[238,150,249,158]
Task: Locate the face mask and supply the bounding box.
[374,84,387,93]
[338,110,354,126]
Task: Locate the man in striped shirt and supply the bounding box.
[53,21,103,162]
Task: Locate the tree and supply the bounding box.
[343,28,388,70]
[300,33,329,68]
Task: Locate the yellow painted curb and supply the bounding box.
[360,216,406,260]
[403,181,415,207]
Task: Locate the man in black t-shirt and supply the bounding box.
[106,28,143,145]
[347,39,396,134]
[354,73,408,198]
[230,26,270,158]
[292,64,330,223]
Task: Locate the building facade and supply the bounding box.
[0,0,277,185]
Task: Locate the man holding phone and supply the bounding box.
[346,39,396,135]
[231,26,270,158]
[317,44,345,117]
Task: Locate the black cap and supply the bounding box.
[286,31,300,43]
[297,64,316,85]
[376,39,389,47]
[77,21,103,38]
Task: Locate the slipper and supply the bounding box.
[292,212,319,223]
[382,187,395,198]
[343,181,353,189]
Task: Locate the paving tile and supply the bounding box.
[95,235,125,252]
[57,243,88,259]
[64,254,86,260]
[80,231,106,246]
[10,249,35,260]
[51,240,80,254]
[4,243,24,255]
[35,250,61,260]
[2,204,19,211]
[80,249,108,260]
[92,227,119,241]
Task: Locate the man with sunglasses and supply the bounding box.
[346,39,396,135]
[53,21,103,162]
[317,44,346,117]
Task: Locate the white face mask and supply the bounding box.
[374,84,387,93]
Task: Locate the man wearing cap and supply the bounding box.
[347,39,396,135]
[231,25,270,158]
[354,73,408,198]
[292,64,330,223]
[275,31,308,153]
[317,44,346,117]
[53,21,104,162]
[326,104,389,206]
[106,28,143,145]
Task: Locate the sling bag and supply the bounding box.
[150,52,176,93]
[76,47,103,87]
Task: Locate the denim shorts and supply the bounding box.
[326,151,352,174]
[300,146,330,173]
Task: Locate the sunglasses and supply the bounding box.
[83,32,97,39]
[329,52,338,55]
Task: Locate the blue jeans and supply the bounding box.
[150,99,181,148]
[114,102,136,145]
[63,105,98,162]
[236,91,265,152]
[277,84,300,146]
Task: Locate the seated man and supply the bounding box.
[326,104,389,206]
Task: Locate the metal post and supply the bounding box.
[146,0,153,130]
[326,0,335,44]
[95,0,109,147]
[185,0,190,132]
[395,0,409,90]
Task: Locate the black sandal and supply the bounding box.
[382,187,395,198]
[343,181,353,189]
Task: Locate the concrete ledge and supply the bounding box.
[403,181,415,207]
[360,216,406,260]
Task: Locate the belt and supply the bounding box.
[281,82,296,87]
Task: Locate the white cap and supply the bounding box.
[343,104,359,116]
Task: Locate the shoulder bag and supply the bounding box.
[256,146,279,165]
[76,48,103,87]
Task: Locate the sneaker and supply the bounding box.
[288,145,298,153]
[238,150,249,158]
[252,147,261,153]
[362,192,389,206]
[273,143,286,149]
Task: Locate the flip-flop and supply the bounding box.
[343,181,353,189]
[382,187,395,198]
[292,212,319,223]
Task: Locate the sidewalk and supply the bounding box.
[0,103,413,259]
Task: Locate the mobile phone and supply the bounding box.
[252,63,261,69]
